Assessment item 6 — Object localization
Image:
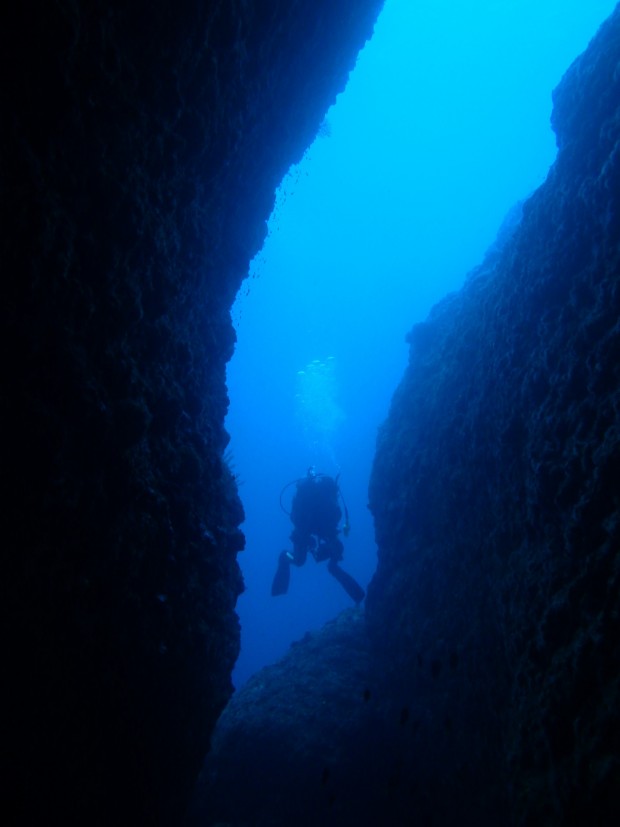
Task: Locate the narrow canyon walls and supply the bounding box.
[199,10,619,826]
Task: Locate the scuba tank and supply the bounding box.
[279,471,351,536]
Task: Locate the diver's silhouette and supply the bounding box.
[271,467,365,603]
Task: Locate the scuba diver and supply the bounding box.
[271,467,365,604]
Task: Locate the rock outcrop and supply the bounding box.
[191,609,376,826]
[2,2,383,823]
[200,9,620,826]
[369,8,620,823]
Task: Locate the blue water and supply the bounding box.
[226,0,616,688]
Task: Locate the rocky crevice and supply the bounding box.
[199,9,620,826]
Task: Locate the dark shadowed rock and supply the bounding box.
[191,609,379,826]
[368,7,620,826]
[197,605,504,826]
[2,2,383,824]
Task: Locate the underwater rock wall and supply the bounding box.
[368,7,620,825]
[2,1,383,823]
[191,608,377,826]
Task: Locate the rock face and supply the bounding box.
[199,9,620,827]
[192,609,377,826]
[369,8,620,823]
[2,2,383,824]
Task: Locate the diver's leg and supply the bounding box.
[327,558,365,604]
[320,535,344,562]
[290,528,310,565]
[314,538,330,562]
[271,550,291,596]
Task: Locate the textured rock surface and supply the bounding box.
[200,9,620,827]
[191,609,378,826]
[368,7,620,825]
[195,606,501,826]
[2,2,383,823]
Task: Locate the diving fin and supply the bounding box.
[271,550,291,596]
[327,560,365,604]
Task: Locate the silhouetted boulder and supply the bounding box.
[191,609,379,826]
